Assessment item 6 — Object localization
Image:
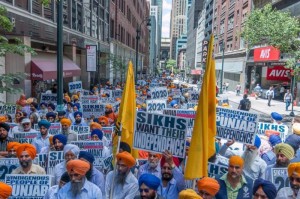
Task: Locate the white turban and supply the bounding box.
[63,144,80,156]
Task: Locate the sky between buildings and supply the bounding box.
[162,0,172,38]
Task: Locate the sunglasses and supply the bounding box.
[290,177,300,183]
[22,123,30,126]
[139,188,149,193]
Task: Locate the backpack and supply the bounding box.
[243,99,251,111]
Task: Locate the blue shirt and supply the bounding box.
[53,161,66,185]
[31,133,50,154]
[57,178,102,199]
[90,167,105,196]
[43,185,59,199]
[137,162,161,179]
[157,167,186,199]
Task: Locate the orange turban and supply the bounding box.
[288,162,300,177]
[265,130,280,137]
[116,151,136,168]
[0,182,12,198]
[116,98,121,102]
[99,116,109,125]
[0,115,7,123]
[105,104,113,109]
[179,189,202,199]
[49,135,54,145]
[72,95,79,100]
[229,155,244,167]
[197,177,220,196]
[66,159,90,175]
[60,118,72,127]
[6,142,21,151]
[16,143,37,159]
[137,105,142,109]
[64,95,71,102]
[90,122,102,130]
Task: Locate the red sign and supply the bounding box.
[254,46,280,62]
[267,66,291,81]
[191,69,201,75]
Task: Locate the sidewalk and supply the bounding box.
[219,91,300,116]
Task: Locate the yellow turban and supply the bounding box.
[0,182,12,198]
[60,118,72,127]
[197,177,220,196]
[66,159,90,175]
[293,123,300,135]
[288,163,300,177]
[274,143,295,160]
[116,151,136,168]
[179,189,202,199]
[16,143,37,159]
[229,155,244,167]
[6,142,21,151]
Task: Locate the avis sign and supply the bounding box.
[254,46,280,62]
[267,66,291,81]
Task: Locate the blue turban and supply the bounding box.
[48,103,56,111]
[253,178,277,199]
[46,112,56,119]
[73,103,81,110]
[73,111,83,118]
[271,112,283,121]
[67,102,74,107]
[170,100,178,107]
[53,134,67,146]
[285,134,300,153]
[79,151,95,164]
[57,111,66,116]
[40,102,47,107]
[254,135,261,149]
[63,144,80,156]
[38,119,51,129]
[139,173,161,190]
[91,129,103,140]
[269,135,282,147]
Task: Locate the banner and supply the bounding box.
[40,93,57,105]
[0,104,17,115]
[47,151,64,176]
[77,133,90,141]
[81,95,104,118]
[271,168,289,191]
[257,122,288,140]
[150,87,168,99]
[102,127,114,140]
[5,174,51,198]
[14,132,38,143]
[86,45,97,72]
[34,123,61,135]
[38,153,47,170]
[112,90,123,98]
[0,158,19,182]
[68,81,82,93]
[267,66,291,81]
[216,107,258,145]
[70,125,90,134]
[208,162,228,178]
[146,99,167,114]
[189,91,200,102]
[133,112,188,158]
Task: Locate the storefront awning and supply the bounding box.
[31,53,81,81]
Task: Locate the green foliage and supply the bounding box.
[241,4,300,53]
[165,59,176,70]
[0,73,27,93]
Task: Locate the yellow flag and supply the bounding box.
[184,34,216,179]
[113,61,138,158]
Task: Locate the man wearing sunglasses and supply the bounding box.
[20,118,36,132]
[277,162,300,199]
[135,173,163,199]
[137,152,162,179]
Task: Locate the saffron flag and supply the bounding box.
[184,34,216,179]
[113,61,138,158]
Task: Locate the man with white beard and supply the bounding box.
[137,152,162,179]
[57,159,102,198]
[220,136,267,180]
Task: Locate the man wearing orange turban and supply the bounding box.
[89,122,102,131]
[277,162,300,198]
[197,177,220,198]
[179,189,202,199]
[0,182,12,199]
[12,143,46,174]
[58,159,103,198]
[137,152,162,179]
[60,118,77,143]
[215,155,253,199]
[104,104,117,125]
[6,141,21,158]
[105,151,138,198]
[98,116,109,127]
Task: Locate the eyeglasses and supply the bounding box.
[22,123,30,126]
[290,177,300,183]
[139,188,149,193]
[100,122,106,125]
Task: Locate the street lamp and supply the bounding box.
[135,18,151,84]
[56,0,63,111]
[290,66,296,117]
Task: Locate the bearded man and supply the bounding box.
[105,151,138,198]
[263,143,295,182]
[57,159,102,198]
[138,152,162,179]
[134,173,163,199]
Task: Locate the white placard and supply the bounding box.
[146,99,167,113]
[69,81,83,93]
[86,45,97,72]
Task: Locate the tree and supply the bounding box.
[165,59,177,71]
[241,4,300,69]
[0,6,36,94]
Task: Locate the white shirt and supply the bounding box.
[276,187,298,199]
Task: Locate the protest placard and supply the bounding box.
[189,91,200,102]
[112,90,123,98]
[70,125,90,134]
[216,107,258,145]
[14,132,39,143]
[0,104,17,115]
[216,155,229,166]
[34,123,61,135]
[146,99,167,114]
[182,87,193,94]
[0,158,19,182]
[68,81,82,93]
[187,103,197,109]
[47,151,64,176]
[133,112,188,158]
[150,87,168,99]
[257,122,288,140]
[103,155,113,170]
[40,93,57,105]
[163,108,195,128]
[271,168,289,191]
[169,89,181,98]
[102,127,113,140]
[208,162,228,178]
[5,174,51,198]
[81,95,104,118]
[77,133,90,141]
[38,153,47,170]
[149,83,159,88]
[136,97,146,105]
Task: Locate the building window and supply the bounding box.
[227,15,234,30]
[15,0,29,11]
